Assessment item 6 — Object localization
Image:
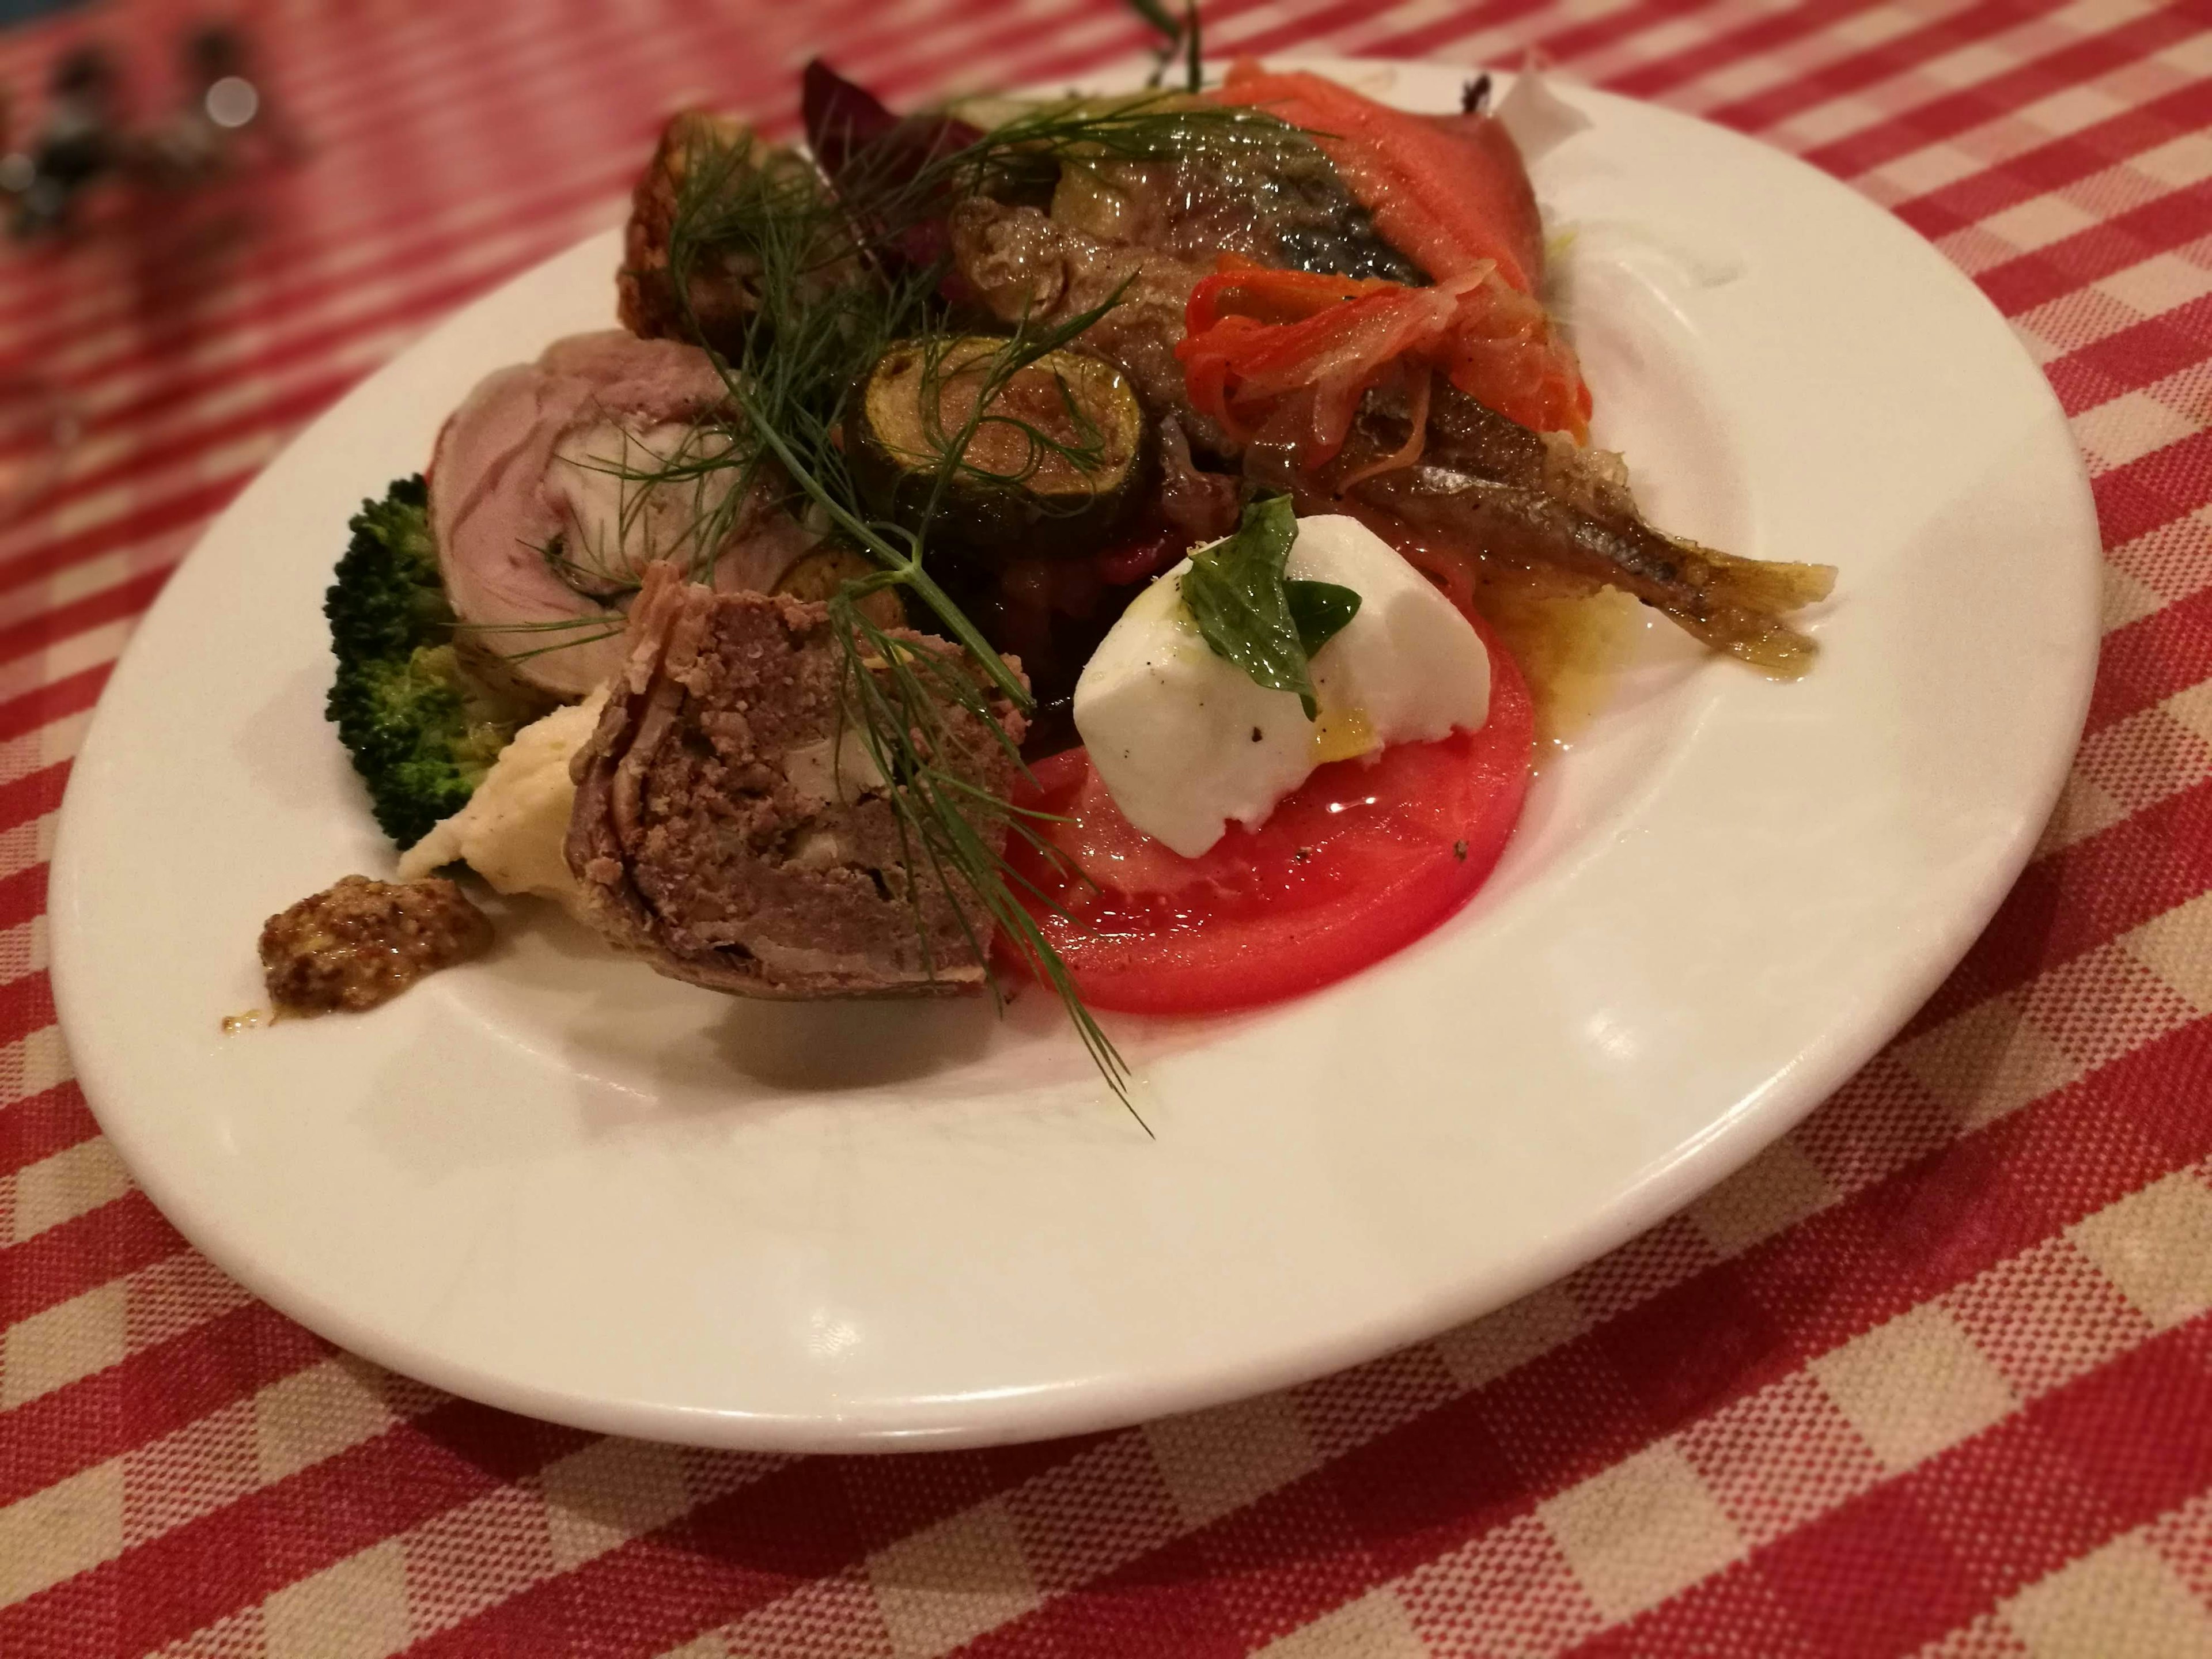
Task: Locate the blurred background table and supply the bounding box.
[3,2,2210,1654]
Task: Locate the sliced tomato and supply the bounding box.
[1213,62,1546,293]
[999,618,1534,1015]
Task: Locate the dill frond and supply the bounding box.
[1125,0,1205,93]
[637,96,1176,1114]
[828,593,1139,1122]
[894,287,1135,533]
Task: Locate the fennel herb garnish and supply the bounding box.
[948,95,1298,203]
[1127,0,1205,94]
[901,336,1116,504]
[1180,495,1360,719]
[616,73,1338,1117]
[656,109,1154,1114]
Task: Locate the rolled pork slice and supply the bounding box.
[430,329,814,700]
[565,563,1029,999]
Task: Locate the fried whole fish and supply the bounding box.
[1252,384,1837,676]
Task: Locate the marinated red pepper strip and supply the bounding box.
[1176,256,1590,463]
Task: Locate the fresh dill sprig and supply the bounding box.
[884,301,1134,548]
[827,297,1146,1125]
[898,335,1115,511]
[450,609,627,666]
[827,595,1134,1110]
[547,420,753,592]
[1126,0,1204,94]
[941,95,1302,203]
[616,81,1327,1118]
[657,108,1156,1118]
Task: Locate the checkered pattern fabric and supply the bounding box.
[2,1,2208,1653]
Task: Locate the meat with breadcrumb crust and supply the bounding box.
[565,563,1027,999]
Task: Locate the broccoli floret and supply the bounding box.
[324,477,541,849]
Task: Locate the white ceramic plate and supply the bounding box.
[50,61,2099,1451]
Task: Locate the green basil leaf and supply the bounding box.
[1181,494,1359,721]
[1286,578,1361,660]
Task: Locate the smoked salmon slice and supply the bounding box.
[1214,62,1547,294]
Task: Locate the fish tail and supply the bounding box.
[1685,540,1837,616]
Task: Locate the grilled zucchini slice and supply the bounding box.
[851,337,1147,555]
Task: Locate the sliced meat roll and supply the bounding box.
[565,564,1028,998]
[431,329,815,700]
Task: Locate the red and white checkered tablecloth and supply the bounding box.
[2,0,2209,1653]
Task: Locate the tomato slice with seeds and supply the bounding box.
[1000,618,1533,1015]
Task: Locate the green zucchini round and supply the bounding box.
[849,337,1149,556]
[771,543,907,630]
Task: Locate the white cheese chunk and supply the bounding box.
[1073,513,1490,858]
